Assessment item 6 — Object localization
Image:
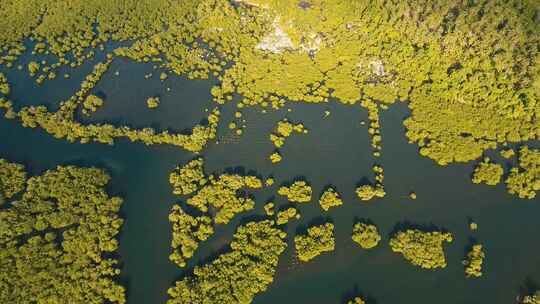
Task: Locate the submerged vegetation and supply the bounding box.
[389,229,453,269]
[0,160,125,303]
[294,222,335,262]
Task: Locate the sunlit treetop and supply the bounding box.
[389,228,453,269]
[523,291,540,304]
[506,146,540,199]
[0,164,125,304]
[0,158,26,200]
[0,0,539,166]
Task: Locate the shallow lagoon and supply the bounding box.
[1,58,539,304]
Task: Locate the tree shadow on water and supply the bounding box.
[295,215,334,235]
[388,221,448,239]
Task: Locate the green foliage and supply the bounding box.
[0,165,125,303]
[275,207,300,225]
[500,149,515,159]
[0,73,9,95]
[472,158,504,186]
[348,297,366,304]
[463,244,485,278]
[167,220,287,304]
[169,205,214,268]
[171,158,263,224]
[389,229,453,269]
[0,0,538,166]
[28,61,40,76]
[523,291,540,304]
[82,94,104,115]
[506,146,540,199]
[187,173,262,224]
[352,222,381,249]
[278,180,312,203]
[0,158,26,200]
[269,151,282,163]
[294,223,335,262]
[147,96,160,109]
[356,184,385,202]
[319,187,343,211]
[264,202,275,216]
[169,158,207,196]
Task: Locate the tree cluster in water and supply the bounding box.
[0,159,125,303]
[294,222,335,262]
[389,229,453,269]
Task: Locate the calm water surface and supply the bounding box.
[0,56,539,304]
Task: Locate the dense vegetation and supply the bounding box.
[319,187,343,211]
[347,298,366,304]
[0,0,539,302]
[523,291,540,304]
[278,180,312,203]
[0,0,537,198]
[352,222,381,249]
[169,205,214,268]
[463,244,485,278]
[472,158,504,186]
[276,207,300,225]
[167,157,267,269]
[389,229,453,269]
[0,160,125,303]
[167,220,287,304]
[506,146,540,199]
[294,222,335,262]
[0,158,26,200]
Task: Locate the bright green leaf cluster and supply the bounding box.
[294,222,335,262]
[319,187,343,211]
[0,73,9,95]
[389,229,453,269]
[167,220,287,304]
[356,184,385,202]
[0,164,125,304]
[168,205,214,268]
[523,291,540,304]
[352,222,381,250]
[506,146,540,199]
[0,158,26,200]
[278,180,312,203]
[169,158,207,196]
[146,96,160,109]
[275,207,300,225]
[348,297,366,304]
[472,158,504,186]
[463,244,485,278]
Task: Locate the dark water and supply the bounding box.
[1,56,539,304]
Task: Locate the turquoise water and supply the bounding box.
[1,57,539,304]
